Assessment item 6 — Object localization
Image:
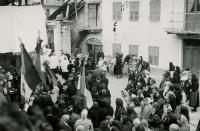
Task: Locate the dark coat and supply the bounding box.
[128,72,136,82]
[33,94,54,110]
[97,52,104,62]
[98,98,114,122]
[88,104,100,128]
[172,71,181,84]
[120,123,132,131]
[115,98,125,121]
[189,77,199,107]
[161,112,178,130]
[148,114,161,128]
[115,57,122,75]
[124,55,131,64]
[98,89,111,99]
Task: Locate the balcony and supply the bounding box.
[166,12,200,35]
[79,26,102,33]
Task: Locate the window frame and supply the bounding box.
[113,2,122,21]
[129,1,139,21]
[88,3,100,27]
[148,46,159,65]
[149,0,161,22]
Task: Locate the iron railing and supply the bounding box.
[167,12,200,33]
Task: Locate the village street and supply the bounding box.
[108,68,200,131]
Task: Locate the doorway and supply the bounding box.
[86,38,102,65]
[183,39,200,78]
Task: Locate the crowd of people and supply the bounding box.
[0,48,199,131]
[96,53,150,79]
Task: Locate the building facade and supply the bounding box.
[43,0,72,56]
[101,0,185,70]
[166,0,200,78]
[44,0,103,61]
[43,0,200,77]
[70,0,103,63]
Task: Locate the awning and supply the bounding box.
[86,38,102,46]
[0,5,47,53]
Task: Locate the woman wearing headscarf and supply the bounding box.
[114,98,125,121]
[115,54,123,78]
[177,106,190,130]
[172,66,181,84]
[161,104,178,130]
[147,104,161,131]
[189,74,199,112]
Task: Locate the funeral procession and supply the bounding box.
[1,0,200,131]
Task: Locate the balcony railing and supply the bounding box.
[166,12,200,34]
[79,26,102,33]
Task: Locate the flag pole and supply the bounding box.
[19,38,25,105]
[75,0,78,22]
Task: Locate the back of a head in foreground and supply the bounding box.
[169,124,179,131]
[76,124,86,131]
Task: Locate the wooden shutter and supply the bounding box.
[149,47,154,64]
[150,0,161,21]
[130,1,139,21]
[88,4,97,27]
[154,47,159,65]
[113,3,117,20]
[113,2,122,21]
[149,46,159,65]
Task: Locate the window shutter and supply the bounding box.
[150,0,161,21]
[149,46,159,65]
[88,4,99,27]
[113,2,122,21]
[130,1,139,21]
[113,3,117,20]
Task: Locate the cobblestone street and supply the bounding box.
[108,67,200,131]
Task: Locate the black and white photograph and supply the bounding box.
[0,0,200,130]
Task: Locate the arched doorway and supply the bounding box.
[86,38,102,65]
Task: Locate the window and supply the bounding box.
[130,1,139,21]
[46,9,50,17]
[113,2,122,21]
[88,4,100,27]
[150,0,161,21]
[187,0,200,12]
[149,46,159,65]
[129,45,138,56]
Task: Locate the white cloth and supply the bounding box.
[60,56,69,72]
[0,5,47,53]
[181,71,192,81]
[49,55,59,69]
[181,91,187,106]
[98,59,104,67]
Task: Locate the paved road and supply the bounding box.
[107,68,200,130]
